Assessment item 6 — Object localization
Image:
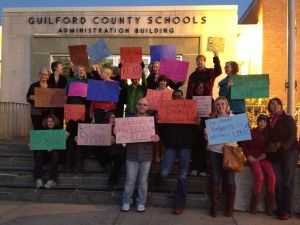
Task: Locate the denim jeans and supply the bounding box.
[122,160,152,206]
[209,151,235,188]
[34,150,59,181]
[153,147,191,206]
[273,149,299,214]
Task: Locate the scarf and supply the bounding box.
[269,109,284,128]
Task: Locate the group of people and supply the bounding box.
[26,52,299,220]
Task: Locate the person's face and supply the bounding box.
[258,120,267,129]
[77,67,86,78]
[196,57,205,70]
[131,79,140,86]
[148,64,153,72]
[47,118,55,129]
[269,100,282,114]
[224,63,233,76]
[159,80,167,90]
[39,70,49,81]
[215,99,227,114]
[56,64,64,74]
[195,84,205,96]
[136,99,149,114]
[108,114,115,125]
[172,92,183,100]
[153,63,159,74]
[100,70,109,80]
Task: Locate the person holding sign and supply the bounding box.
[241,114,275,215]
[218,61,246,114]
[32,114,62,189]
[151,90,200,215]
[26,67,53,130]
[89,67,117,123]
[121,98,160,213]
[266,97,300,220]
[206,96,238,217]
[186,52,222,99]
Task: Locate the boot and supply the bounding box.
[225,187,236,217]
[250,192,260,214]
[209,185,220,217]
[265,192,274,216]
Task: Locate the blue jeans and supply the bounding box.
[153,147,191,206]
[273,149,299,214]
[209,151,235,188]
[122,160,151,206]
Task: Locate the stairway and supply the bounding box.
[0,138,211,209]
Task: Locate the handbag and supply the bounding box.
[222,145,245,172]
[266,142,283,153]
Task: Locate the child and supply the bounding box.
[33,114,61,189]
[241,114,276,215]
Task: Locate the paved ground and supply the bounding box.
[0,201,299,225]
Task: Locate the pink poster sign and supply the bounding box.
[158,58,189,81]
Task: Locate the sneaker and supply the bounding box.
[35,179,43,189]
[173,205,184,215]
[121,204,130,212]
[279,212,291,220]
[137,205,145,213]
[190,170,198,176]
[199,172,207,177]
[44,180,56,189]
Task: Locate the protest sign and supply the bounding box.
[77,123,112,146]
[121,63,142,79]
[87,79,119,102]
[30,130,66,150]
[120,47,142,64]
[158,58,189,81]
[34,88,66,107]
[206,37,225,53]
[231,74,269,99]
[205,113,251,145]
[64,104,85,122]
[157,100,197,124]
[146,89,173,111]
[68,45,90,69]
[192,96,212,117]
[115,116,155,143]
[68,82,87,97]
[87,39,112,64]
[150,45,176,63]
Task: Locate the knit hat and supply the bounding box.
[257,114,269,123]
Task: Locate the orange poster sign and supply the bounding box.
[64,104,86,122]
[34,88,66,107]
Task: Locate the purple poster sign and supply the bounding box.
[158,58,189,81]
[150,45,176,63]
[87,79,119,102]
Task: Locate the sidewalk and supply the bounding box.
[0,201,299,225]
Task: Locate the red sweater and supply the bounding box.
[241,128,268,158]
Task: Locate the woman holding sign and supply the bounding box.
[218,61,245,114]
[120,98,160,213]
[206,96,238,217]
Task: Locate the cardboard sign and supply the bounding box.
[77,123,112,146]
[120,47,142,64]
[231,74,269,99]
[30,130,66,150]
[64,104,85,122]
[68,45,90,69]
[34,88,66,107]
[121,63,142,79]
[205,113,252,145]
[193,96,212,118]
[146,89,173,111]
[206,37,225,53]
[158,58,189,81]
[115,117,155,143]
[87,79,120,102]
[68,82,87,97]
[150,44,176,63]
[157,100,197,124]
[87,39,112,64]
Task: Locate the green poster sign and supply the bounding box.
[231,74,269,99]
[30,130,66,150]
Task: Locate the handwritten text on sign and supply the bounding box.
[231,74,269,99]
[87,79,119,102]
[157,100,197,124]
[30,130,66,150]
[68,82,87,97]
[34,88,66,107]
[87,39,112,64]
[120,47,142,64]
[205,113,251,145]
[146,89,173,111]
[77,123,112,146]
[193,96,212,118]
[121,63,142,79]
[64,104,85,122]
[158,58,189,81]
[115,117,155,143]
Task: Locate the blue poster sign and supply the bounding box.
[87,39,112,64]
[150,44,176,63]
[87,79,119,102]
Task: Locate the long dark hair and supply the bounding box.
[192,81,209,96]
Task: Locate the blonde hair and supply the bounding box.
[75,65,87,78]
[101,67,112,78]
[210,96,231,118]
